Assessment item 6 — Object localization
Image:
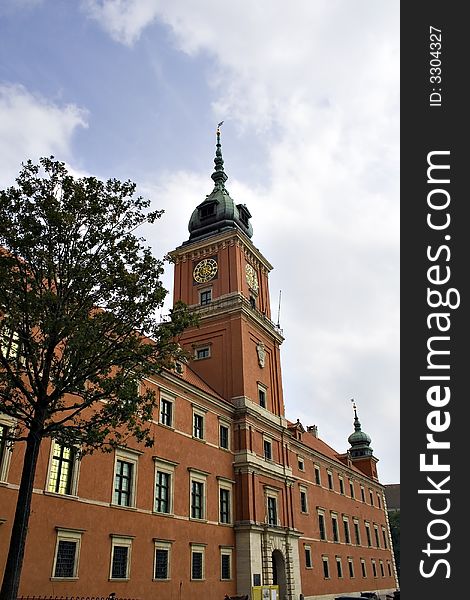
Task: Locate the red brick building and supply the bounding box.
[0,133,398,599]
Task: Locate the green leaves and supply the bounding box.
[0,157,196,451]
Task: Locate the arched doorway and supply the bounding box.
[272,549,287,600]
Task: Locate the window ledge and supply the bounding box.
[44,491,79,500]
[51,577,79,582]
[110,503,138,511]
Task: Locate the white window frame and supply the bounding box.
[219,419,230,450]
[218,477,233,525]
[192,406,206,440]
[379,560,385,577]
[374,523,380,548]
[349,479,355,498]
[109,535,133,580]
[343,516,351,544]
[361,558,367,578]
[189,468,208,521]
[153,539,172,581]
[199,287,212,306]
[318,509,327,541]
[314,464,321,486]
[297,456,305,471]
[154,457,177,515]
[371,558,378,578]
[365,521,372,547]
[265,487,279,526]
[336,556,343,578]
[0,415,15,482]
[257,383,267,408]
[299,485,308,514]
[46,440,80,496]
[51,528,83,580]
[331,512,340,543]
[263,436,273,460]
[194,345,211,360]
[220,547,233,581]
[327,470,334,490]
[159,392,174,428]
[360,485,365,502]
[322,556,330,579]
[112,447,140,508]
[353,518,361,546]
[304,544,312,569]
[190,544,206,581]
[338,475,345,495]
[348,557,355,578]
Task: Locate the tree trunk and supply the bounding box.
[0,431,42,600]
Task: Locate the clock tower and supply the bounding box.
[169,127,285,417]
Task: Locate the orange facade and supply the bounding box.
[0,145,398,599]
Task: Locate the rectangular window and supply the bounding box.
[349,480,355,498]
[318,513,326,541]
[155,549,169,579]
[52,529,83,579]
[348,558,354,578]
[377,493,382,509]
[380,561,385,577]
[219,424,229,449]
[360,486,365,502]
[110,537,132,580]
[298,457,305,471]
[258,387,266,408]
[327,471,333,490]
[361,559,367,578]
[332,515,339,542]
[372,559,377,578]
[48,442,76,495]
[314,465,321,485]
[339,476,345,495]
[387,562,392,576]
[220,488,231,524]
[191,546,205,580]
[336,558,343,578]
[200,289,212,305]
[322,557,330,579]
[365,523,372,547]
[304,545,312,568]
[160,398,173,427]
[267,496,277,526]
[263,439,272,460]
[155,471,171,513]
[374,525,380,548]
[343,518,351,544]
[382,527,388,549]
[221,550,232,580]
[195,347,210,360]
[0,421,13,482]
[193,412,204,439]
[354,521,361,546]
[300,489,308,513]
[191,480,204,519]
[114,459,133,506]
[369,489,374,505]
[154,541,172,580]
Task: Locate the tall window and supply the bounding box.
[365,522,372,547]
[318,513,326,540]
[267,496,277,526]
[354,520,361,545]
[327,471,333,490]
[305,545,312,568]
[258,387,266,408]
[219,423,229,449]
[155,471,171,513]
[191,480,204,519]
[343,518,351,544]
[374,525,380,548]
[48,442,76,495]
[349,480,355,498]
[160,397,173,427]
[380,561,385,577]
[348,558,355,578]
[360,486,365,502]
[154,541,171,580]
[361,559,367,578]
[339,476,345,495]
[382,527,388,549]
[52,529,82,579]
[220,487,231,524]
[322,557,330,578]
[336,557,343,578]
[0,420,13,482]
[371,559,377,578]
[110,537,132,580]
[332,515,339,542]
[377,493,382,509]
[263,439,272,460]
[300,489,308,513]
[220,549,232,580]
[369,489,374,505]
[314,465,321,485]
[114,460,133,506]
[191,545,205,580]
[193,412,204,439]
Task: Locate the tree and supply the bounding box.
[0,157,195,600]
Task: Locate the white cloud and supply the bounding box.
[0,84,88,187]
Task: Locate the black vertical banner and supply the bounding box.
[401,2,466,598]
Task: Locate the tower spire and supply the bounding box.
[211,121,228,189]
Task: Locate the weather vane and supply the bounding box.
[217,120,224,134]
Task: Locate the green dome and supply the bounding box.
[186,127,253,243]
[348,406,373,457]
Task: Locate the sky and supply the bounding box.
[0,0,399,484]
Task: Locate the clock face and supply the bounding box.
[245,263,259,292]
[193,258,218,283]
